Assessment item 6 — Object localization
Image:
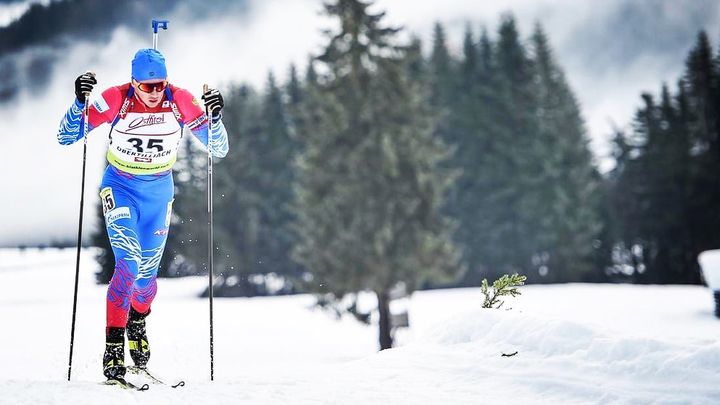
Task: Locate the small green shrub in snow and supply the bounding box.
[481,273,527,309]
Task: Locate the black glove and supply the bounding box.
[74,72,97,104]
[202,88,224,119]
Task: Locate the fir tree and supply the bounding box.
[212,84,264,294]
[646,85,693,283]
[428,22,456,109]
[293,0,461,350]
[607,31,720,284]
[405,36,426,84]
[609,86,696,283]
[253,73,302,283]
[683,31,720,261]
[527,24,602,282]
[440,24,498,286]
[478,15,537,278]
[287,64,303,107]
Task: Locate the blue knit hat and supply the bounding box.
[131,49,167,81]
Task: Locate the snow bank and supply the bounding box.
[415,308,720,404]
[1,248,720,404]
[699,249,720,290]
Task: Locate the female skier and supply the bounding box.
[58,48,229,382]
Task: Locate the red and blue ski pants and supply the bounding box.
[100,166,174,331]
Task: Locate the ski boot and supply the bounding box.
[127,307,151,369]
[103,327,126,379]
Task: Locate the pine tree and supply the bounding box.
[608,32,720,284]
[440,24,499,286]
[674,80,704,282]
[287,64,303,107]
[607,111,649,282]
[293,0,461,350]
[437,19,603,284]
[459,26,513,283]
[253,72,302,284]
[405,36,426,83]
[684,31,719,154]
[477,15,537,278]
[683,31,720,260]
[461,24,478,86]
[527,24,602,282]
[646,85,693,283]
[478,27,494,83]
[212,84,264,295]
[428,22,456,109]
[199,75,303,296]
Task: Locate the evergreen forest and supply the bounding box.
[3,0,720,340]
[84,2,720,294]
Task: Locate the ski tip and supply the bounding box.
[127,366,185,388]
[105,378,123,387]
[105,377,149,391]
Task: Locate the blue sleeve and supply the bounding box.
[57,99,92,145]
[190,116,229,158]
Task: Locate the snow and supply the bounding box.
[699,249,720,291]
[1,248,719,404]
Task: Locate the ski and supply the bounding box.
[128,366,185,388]
[105,376,150,391]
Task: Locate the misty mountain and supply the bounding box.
[0,0,250,102]
[2,0,719,105]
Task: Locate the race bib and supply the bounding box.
[107,112,182,174]
[100,187,115,215]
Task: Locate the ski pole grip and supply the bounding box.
[152,20,169,34]
[203,84,210,113]
[84,70,96,97]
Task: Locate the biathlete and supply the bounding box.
[57,48,229,381]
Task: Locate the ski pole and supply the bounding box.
[67,70,96,381]
[204,83,216,381]
[152,19,169,50]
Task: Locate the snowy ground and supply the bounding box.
[1,248,719,404]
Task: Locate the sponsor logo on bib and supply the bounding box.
[128,114,166,130]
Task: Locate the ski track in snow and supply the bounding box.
[1,248,719,404]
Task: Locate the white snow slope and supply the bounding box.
[1,248,719,405]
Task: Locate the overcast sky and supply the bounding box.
[1,0,719,246]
